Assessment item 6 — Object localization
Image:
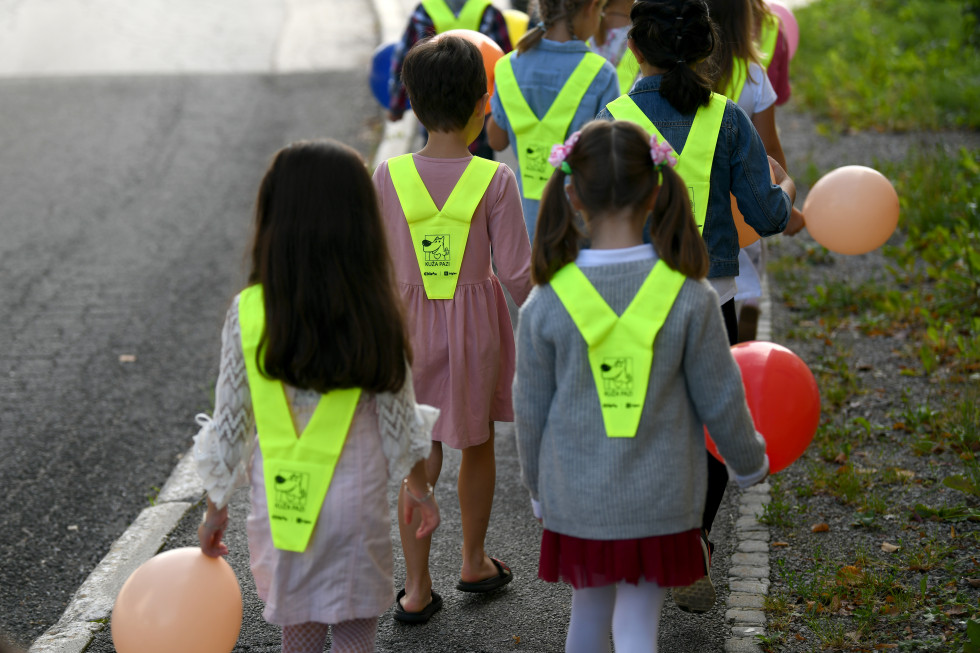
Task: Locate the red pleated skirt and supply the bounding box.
[538,528,704,589]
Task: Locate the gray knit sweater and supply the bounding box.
[514,255,767,540]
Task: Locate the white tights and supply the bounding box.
[281,618,378,653]
[565,580,667,653]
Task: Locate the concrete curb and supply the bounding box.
[28,0,409,650]
[724,275,774,653]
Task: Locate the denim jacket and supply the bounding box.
[596,75,791,279]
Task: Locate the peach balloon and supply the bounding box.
[802,165,899,255]
[731,162,776,248]
[440,29,504,114]
[112,547,242,653]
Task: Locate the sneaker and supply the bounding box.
[672,532,716,613]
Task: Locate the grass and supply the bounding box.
[791,0,980,131]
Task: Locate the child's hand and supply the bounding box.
[402,481,440,539]
[784,207,806,236]
[198,499,229,558]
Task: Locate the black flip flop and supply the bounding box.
[455,557,513,593]
[393,588,443,624]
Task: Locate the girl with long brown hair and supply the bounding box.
[515,120,768,652]
[194,139,440,653]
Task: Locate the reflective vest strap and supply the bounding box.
[758,14,779,69]
[388,154,438,221]
[422,0,492,33]
[681,92,727,176]
[388,155,499,299]
[616,49,640,95]
[548,264,619,345]
[550,261,686,438]
[605,96,670,148]
[440,156,500,220]
[238,285,362,552]
[722,58,749,102]
[543,53,606,124]
[492,54,536,131]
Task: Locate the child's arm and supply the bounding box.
[193,298,256,514]
[513,291,556,507]
[487,117,509,151]
[729,103,794,237]
[486,166,532,305]
[750,105,786,171]
[682,284,768,481]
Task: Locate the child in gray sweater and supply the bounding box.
[514,120,768,653]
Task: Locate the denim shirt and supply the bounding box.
[491,39,621,240]
[596,75,791,279]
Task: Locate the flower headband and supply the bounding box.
[548,130,678,174]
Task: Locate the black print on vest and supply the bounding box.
[600,358,634,397]
[274,470,310,512]
[688,186,695,214]
[525,143,551,181]
[422,234,451,267]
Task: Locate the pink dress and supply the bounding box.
[374,155,532,449]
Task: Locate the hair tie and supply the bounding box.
[548,131,581,173]
[650,134,677,170]
[537,21,545,30]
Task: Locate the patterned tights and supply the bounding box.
[281,618,378,653]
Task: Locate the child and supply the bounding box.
[388,0,512,159]
[596,0,802,613]
[194,140,441,653]
[706,0,800,341]
[749,0,791,105]
[373,35,532,624]
[588,0,641,94]
[514,120,769,653]
[487,0,620,241]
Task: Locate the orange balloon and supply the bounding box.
[112,548,242,653]
[705,341,820,474]
[802,165,899,255]
[440,29,504,114]
[731,162,776,248]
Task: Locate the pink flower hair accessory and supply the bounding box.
[650,134,677,169]
[548,131,582,174]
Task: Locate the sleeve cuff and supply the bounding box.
[728,453,770,489]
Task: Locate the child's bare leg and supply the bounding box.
[458,424,500,582]
[397,441,443,611]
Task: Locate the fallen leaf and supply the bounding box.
[812,522,830,533]
[966,578,980,588]
[837,565,864,586]
[834,452,848,464]
[67,525,78,531]
[945,606,969,617]
[879,605,900,616]
[772,541,790,547]
[512,635,521,644]
[881,542,900,553]
[894,469,915,479]
[119,354,136,363]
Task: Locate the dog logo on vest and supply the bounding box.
[600,358,633,396]
[525,143,550,181]
[273,470,309,512]
[422,234,451,267]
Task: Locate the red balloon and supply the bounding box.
[705,341,820,474]
[439,29,504,114]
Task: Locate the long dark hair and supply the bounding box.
[532,120,708,284]
[629,0,718,114]
[247,140,410,394]
[705,0,762,95]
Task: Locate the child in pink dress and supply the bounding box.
[373,34,532,623]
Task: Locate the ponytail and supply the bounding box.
[532,168,584,284]
[649,165,709,278]
[516,23,546,54]
[629,0,718,114]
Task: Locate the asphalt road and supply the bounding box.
[0,65,378,650]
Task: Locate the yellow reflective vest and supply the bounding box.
[605,93,727,234]
[757,14,780,70]
[494,51,607,200]
[550,261,685,438]
[239,285,362,553]
[616,49,641,94]
[388,154,499,299]
[422,0,492,33]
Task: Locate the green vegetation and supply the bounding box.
[791,0,980,130]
